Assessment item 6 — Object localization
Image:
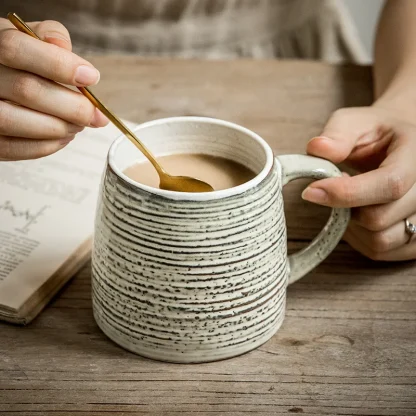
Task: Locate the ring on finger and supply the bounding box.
[404,218,416,244]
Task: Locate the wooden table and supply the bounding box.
[1,58,415,416]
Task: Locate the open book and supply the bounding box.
[0,122,134,324]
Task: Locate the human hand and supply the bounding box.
[303,106,416,261]
[0,18,108,161]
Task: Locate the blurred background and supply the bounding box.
[343,0,385,63]
[2,0,385,64]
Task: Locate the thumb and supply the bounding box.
[28,20,72,51]
[306,107,381,164]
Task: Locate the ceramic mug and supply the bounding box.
[92,117,350,363]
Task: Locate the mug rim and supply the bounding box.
[108,116,274,201]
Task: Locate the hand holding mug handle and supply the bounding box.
[276,154,350,285]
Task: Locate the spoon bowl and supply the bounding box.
[160,174,214,192]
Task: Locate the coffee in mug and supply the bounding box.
[124,153,256,191]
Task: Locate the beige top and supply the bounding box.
[4,0,367,63]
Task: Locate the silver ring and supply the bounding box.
[405,219,416,244]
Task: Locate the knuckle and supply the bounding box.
[356,207,388,232]
[332,181,355,206]
[36,142,61,159]
[72,98,95,126]
[325,109,348,132]
[0,136,12,160]
[51,47,71,80]
[366,250,384,262]
[12,73,43,102]
[371,231,392,253]
[331,108,349,120]
[366,247,390,262]
[50,123,70,139]
[28,140,61,160]
[386,170,408,201]
[0,30,19,65]
[0,102,12,135]
[343,189,356,206]
[330,107,360,123]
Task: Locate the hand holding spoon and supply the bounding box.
[8,13,214,193]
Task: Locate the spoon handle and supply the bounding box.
[7,12,164,176]
[77,87,164,176]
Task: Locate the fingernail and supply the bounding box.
[307,135,333,144]
[302,187,328,204]
[74,65,100,86]
[89,108,109,127]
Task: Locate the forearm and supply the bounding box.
[373,0,416,119]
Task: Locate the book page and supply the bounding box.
[0,122,134,312]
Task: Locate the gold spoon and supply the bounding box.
[8,13,214,193]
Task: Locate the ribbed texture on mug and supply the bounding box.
[92,163,288,362]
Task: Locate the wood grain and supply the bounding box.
[1,58,415,416]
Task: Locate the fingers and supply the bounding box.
[0,66,109,127]
[0,100,85,139]
[0,19,100,87]
[0,18,106,162]
[303,127,416,208]
[305,104,416,261]
[344,185,416,261]
[302,165,410,208]
[344,220,416,262]
[349,212,416,253]
[353,184,416,231]
[0,135,75,161]
[2,18,72,50]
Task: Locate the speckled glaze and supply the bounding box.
[92,117,350,363]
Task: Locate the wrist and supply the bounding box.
[373,66,416,124]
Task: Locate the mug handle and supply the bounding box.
[276,154,350,285]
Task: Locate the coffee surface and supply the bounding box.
[124,154,256,191]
